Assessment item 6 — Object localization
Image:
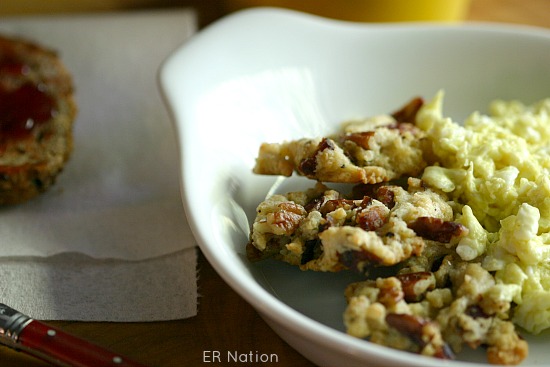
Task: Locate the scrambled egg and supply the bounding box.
[418,91,550,334]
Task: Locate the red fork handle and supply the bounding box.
[0,303,148,367]
[17,320,149,367]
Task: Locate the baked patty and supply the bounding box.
[0,34,76,205]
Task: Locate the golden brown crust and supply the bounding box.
[344,259,528,365]
[0,34,76,205]
[247,179,467,272]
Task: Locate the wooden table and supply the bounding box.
[1,0,549,366]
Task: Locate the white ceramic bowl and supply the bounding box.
[159,8,550,366]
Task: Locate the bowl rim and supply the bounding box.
[159,7,550,366]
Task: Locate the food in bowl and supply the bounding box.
[246,91,550,365]
[252,97,427,184]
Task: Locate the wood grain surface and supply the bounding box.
[0,0,549,366]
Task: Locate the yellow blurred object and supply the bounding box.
[224,0,472,22]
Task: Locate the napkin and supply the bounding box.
[0,250,197,321]
[0,9,198,321]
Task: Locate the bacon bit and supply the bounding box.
[408,217,468,243]
[298,138,335,176]
[343,131,375,149]
[391,97,424,123]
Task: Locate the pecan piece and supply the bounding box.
[298,138,335,176]
[270,202,305,234]
[356,205,388,231]
[386,313,426,345]
[304,196,325,212]
[350,184,397,209]
[391,97,424,124]
[343,131,375,149]
[320,198,355,215]
[339,249,385,270]
[374,186,396,209]
[386,313,454,360]
[408,217,468,243]
[396,272,435,302]
[377,277,404,306]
